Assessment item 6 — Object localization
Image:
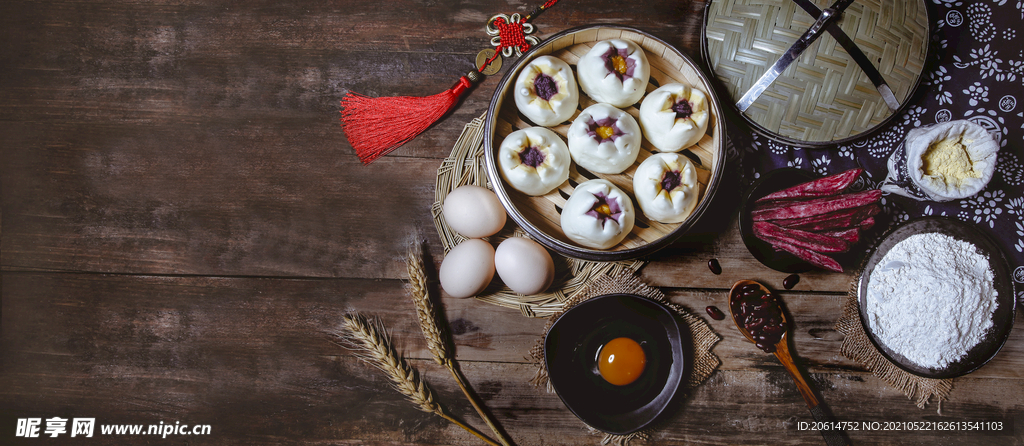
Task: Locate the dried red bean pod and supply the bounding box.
[771,204,880,230]
[753,221,850,253]
[820,228,860,244]
[751,189,882,221]
[770,241,844,272]
[756,169,863,203]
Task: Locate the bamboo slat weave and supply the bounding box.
[484,27,726,259]
[705,0,929,143]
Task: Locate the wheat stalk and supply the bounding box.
[335,313,500,446]
[406,244,452,365]
[406,244,515,446]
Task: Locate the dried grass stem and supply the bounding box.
[407,244,453,365]
[336,313,500,446]
[406,244,515,446]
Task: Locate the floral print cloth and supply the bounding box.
[735,0,1024,304]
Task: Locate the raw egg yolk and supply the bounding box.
[598,337,646,386]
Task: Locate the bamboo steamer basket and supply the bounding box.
[483,26,727,261]
[701,0,932,147]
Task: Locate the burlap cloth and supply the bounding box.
[528,273,722,445]
[834,270,952,410]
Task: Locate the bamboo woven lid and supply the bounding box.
[702,0,932,146]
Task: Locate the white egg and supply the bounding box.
[567,103,642,174]
[497,127,571,196]
[442,185,507,238]
[494,237,555,295]
[439,239,495,299]
[639,83,710,152]
[577,39,650,108]
[513,56,579,127]
[633,153,700,223]
[560,179,635,249]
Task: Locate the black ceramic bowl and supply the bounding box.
[738,168,818,273]
[856,217,1016,379]
[544,294,690,435]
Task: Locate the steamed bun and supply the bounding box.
[514,56,579,127]
[633,153,700,223]
[639,83,709,152]
[567,103,642,174]
[577,39,650,108]
[498,127,571,196]
[560,179,635,249]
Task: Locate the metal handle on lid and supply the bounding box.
[735,0,857,112]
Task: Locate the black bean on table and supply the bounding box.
[783,274,800,289]
[708,258,722,275]
[705,305,725,320]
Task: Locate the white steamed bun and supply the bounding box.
[513,56,579,127]
[498,127,571,196]
[633,153,700,223]
[577,39,650,108]
[567,103,642,174]
[639,83,709,152]
[560,179,635,249]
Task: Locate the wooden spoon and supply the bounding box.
[729,280,850,446]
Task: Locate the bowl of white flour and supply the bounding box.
[856,217,1015,379]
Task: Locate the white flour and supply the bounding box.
[865,232,998,369]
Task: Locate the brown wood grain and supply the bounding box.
[0,0,710,280]
[2,273,1022,444]
[1,0,1021,444]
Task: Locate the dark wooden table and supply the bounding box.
[1,0,1021,444]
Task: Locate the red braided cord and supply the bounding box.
[481,16,532,70]
[479,0,562,71]
[526,0,560,20]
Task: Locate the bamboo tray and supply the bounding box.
[701,0,931,147]
[483,26,727,261]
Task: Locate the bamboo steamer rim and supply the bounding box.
[483,25,727,261]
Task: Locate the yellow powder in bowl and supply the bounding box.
[921,135,981,188]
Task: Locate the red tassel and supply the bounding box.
[340,74,477,164]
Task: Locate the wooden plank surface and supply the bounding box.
[1,273,1021,444]
[1,0,1021,444]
